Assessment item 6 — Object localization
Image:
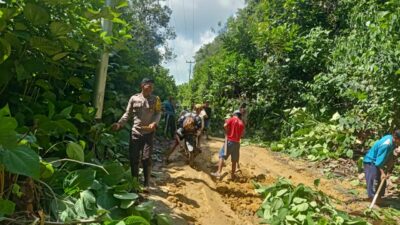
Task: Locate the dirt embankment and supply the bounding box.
[149,138,372,225]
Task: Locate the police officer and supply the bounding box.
[112,78,161,190]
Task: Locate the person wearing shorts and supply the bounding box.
[218,141,240,162]
[211,110,244,179]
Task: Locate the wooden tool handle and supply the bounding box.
[224,136,228,156]
[369,178,385,209]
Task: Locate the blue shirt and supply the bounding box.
[363,135,395,167]
[163,100,175,116]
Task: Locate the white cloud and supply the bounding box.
[198,30,216,46]
[217,0,244,9]
[163,0,245,85]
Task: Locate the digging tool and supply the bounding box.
[224,135,228,157]
[368,177,386,209]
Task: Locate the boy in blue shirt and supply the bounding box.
[363,130,400,200]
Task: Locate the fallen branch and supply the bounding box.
[0,217,105,225]
[48,159,109,174]
[1,211,107,225]
[36,180,59,222]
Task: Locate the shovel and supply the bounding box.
[224,135,228,157]
[368,177,386,209]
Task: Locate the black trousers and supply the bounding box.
[164,114,176,138]
[129,132,154,186]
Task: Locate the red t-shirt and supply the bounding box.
[225,116,244,142]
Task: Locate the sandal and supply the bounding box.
[211,172,221,178]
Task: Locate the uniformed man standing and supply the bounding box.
[112,78,161,190]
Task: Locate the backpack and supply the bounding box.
[183,114,196,132]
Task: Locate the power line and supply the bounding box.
[187,0,195,84]
[182,0,187,38]
[169,0,179,78]
[192,0,195,53]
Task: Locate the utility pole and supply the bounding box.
[93,0,113,119]
[186,60,195,81]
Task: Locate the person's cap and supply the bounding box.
[141,77,154,85]
[232,110,242,116]
[395,130,400,139]
[194,104,203,110]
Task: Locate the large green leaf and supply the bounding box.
[124,216,150,225]
[48,102,55,119]
[156,214,172,225]
[134,202,154,222]
[0,116,17,149]
[113,192,139,200]
[63,169,96,195]
[0,8,18,20]
[23,3,49,25]
[64,39,80,51]
[3,33,21,52]
[52,52,69,61]
[30,36,62,55]
[0,38,11,63]
[80,190,96,210]
[66,141,84,161]
[0,19,6,32]
[50,199,76,222]
[0,104,11,117]
[292,202,309,212]
[97,162,125,185]
[0,199,16,216]
[50,22,71,36]
[0,145,40,179]
[40,160,54,179]
[74,198,87,218]
[15,61,30,81]
[57,119,78,135]
[59,105,73,118]
[271,198,284,211]
[120,199,135,209]
[96,187,119,210]
[35,79,52,90]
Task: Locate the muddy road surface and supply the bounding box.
[148,138,375,225]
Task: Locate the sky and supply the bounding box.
[163,0,245,85]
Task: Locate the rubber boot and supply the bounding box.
[142,159,151,187]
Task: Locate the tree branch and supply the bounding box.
[48,159,109,174]
[0,215,106,225]
[36,180,59,222]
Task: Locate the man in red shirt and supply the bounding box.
[211,110,245,179]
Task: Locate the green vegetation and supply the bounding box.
[184,0,400,159]
[0,0,175,223]
[2,0,400,223]
[183,0,400,223]
[253,178,369,225]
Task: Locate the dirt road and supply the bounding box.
[149,137,370,225]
